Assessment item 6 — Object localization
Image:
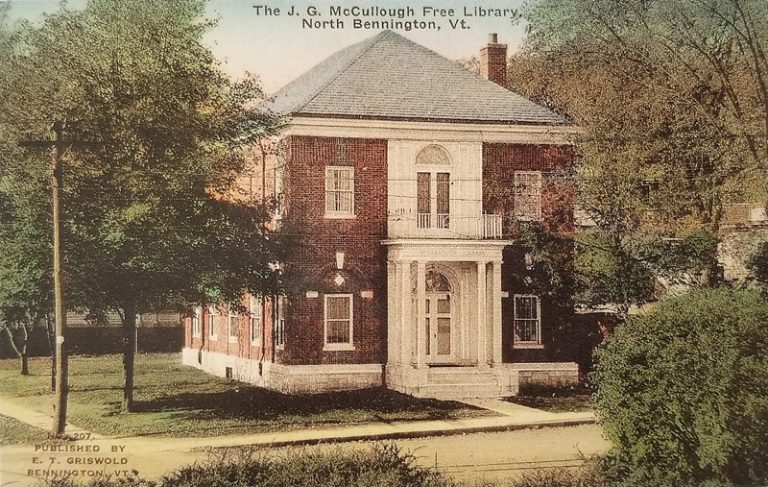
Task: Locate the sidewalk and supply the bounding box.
[0,395,594,449]
[0,395,596,485]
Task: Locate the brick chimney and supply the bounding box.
[480,33,508,87]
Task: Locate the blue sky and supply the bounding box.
[4,0,527,93]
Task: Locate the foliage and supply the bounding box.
[592,288,768,486]
[507,384,593,413]
[0,5,54,376]
[518,0,768,230]
[1,0,285,409]
[748,240,768,287]
[43,444,447,487]
[499,462,603,487]
[513,0,768,306]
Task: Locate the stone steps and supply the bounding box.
[415,382,503,399]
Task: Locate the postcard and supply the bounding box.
[1,0,766,486]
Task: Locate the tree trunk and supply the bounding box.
[47,314,56,391]
[3,327,22,373]
[122,309,138,412]
[20,323,30,376]
[21,350,30,375]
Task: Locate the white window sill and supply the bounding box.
[324,213,356,219]
[513,343,544,350]
[192,334,201,339]
[323,344,355,352]
[275,345,285,351]
[209,336,218,342]
[228,337,238,344]
[250,340,262,347]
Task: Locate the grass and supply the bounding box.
[0,353,493,438]
[0,414,49,445]
[505,384,594,413]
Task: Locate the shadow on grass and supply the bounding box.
[132,386,482,422]
[505,384,594,413]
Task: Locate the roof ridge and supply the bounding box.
[293,31,391,113]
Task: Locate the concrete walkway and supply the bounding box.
[0,395,594,449]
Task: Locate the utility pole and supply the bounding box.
[51,120,69,436]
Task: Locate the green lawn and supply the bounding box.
[0,354,493,438]
[506,385,594,413]
[0,414,49,445]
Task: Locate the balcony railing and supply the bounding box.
[389,211,503,239]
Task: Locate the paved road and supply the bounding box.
[282,424,610,483]
[1,425,608,485]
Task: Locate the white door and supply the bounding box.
[425,293,452,362]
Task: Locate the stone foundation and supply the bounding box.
[182,347,383,393]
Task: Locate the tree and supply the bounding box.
[593,289,768,486]
[0,9,54,379]
[512,0,768,296]
[4,0,284,412]
[0,151,54,377]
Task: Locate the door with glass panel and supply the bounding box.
[425,293,452,362]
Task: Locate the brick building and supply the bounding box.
[182,31,580,397]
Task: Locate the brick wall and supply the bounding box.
[185,296,274,363]
[483,143,576,364]
[279,136,388,365]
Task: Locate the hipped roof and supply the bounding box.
[263,30,569,125]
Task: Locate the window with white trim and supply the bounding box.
[208,305,218,340]
[274,296,286,349]
[249,295,262,345]
[228,307,239,343]
[192,306,202,337]
[416,172,450,229]
[513,171,542,220]
[513,295,542,347]
[325,166,354,217]
[324,294,353,350]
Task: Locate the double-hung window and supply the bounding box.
[192,306,202,338]
[325,166,354,217]
[513,295,542,348]
[208,305,218,340]
[228,308,239,343]
[513,171,542,220]
[249,295,262,345]
[274,296,286,349]
[416,172,450,229]
[324,294,354,351]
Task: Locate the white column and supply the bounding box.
[386,262,399,365]
[477,261,487,366]
[416,261,427,368]
[398,262,411,366]
[492,261,503,364]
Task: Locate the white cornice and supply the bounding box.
[382,239,511,263]
[281,117,581,145]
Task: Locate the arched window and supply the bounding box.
[425,270,451,293]
[412,270,452,293]
[416,145,450,165]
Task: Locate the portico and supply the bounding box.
[384,239,518,397]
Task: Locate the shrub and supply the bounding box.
[43,444,450,487]
[592,288,768,487]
